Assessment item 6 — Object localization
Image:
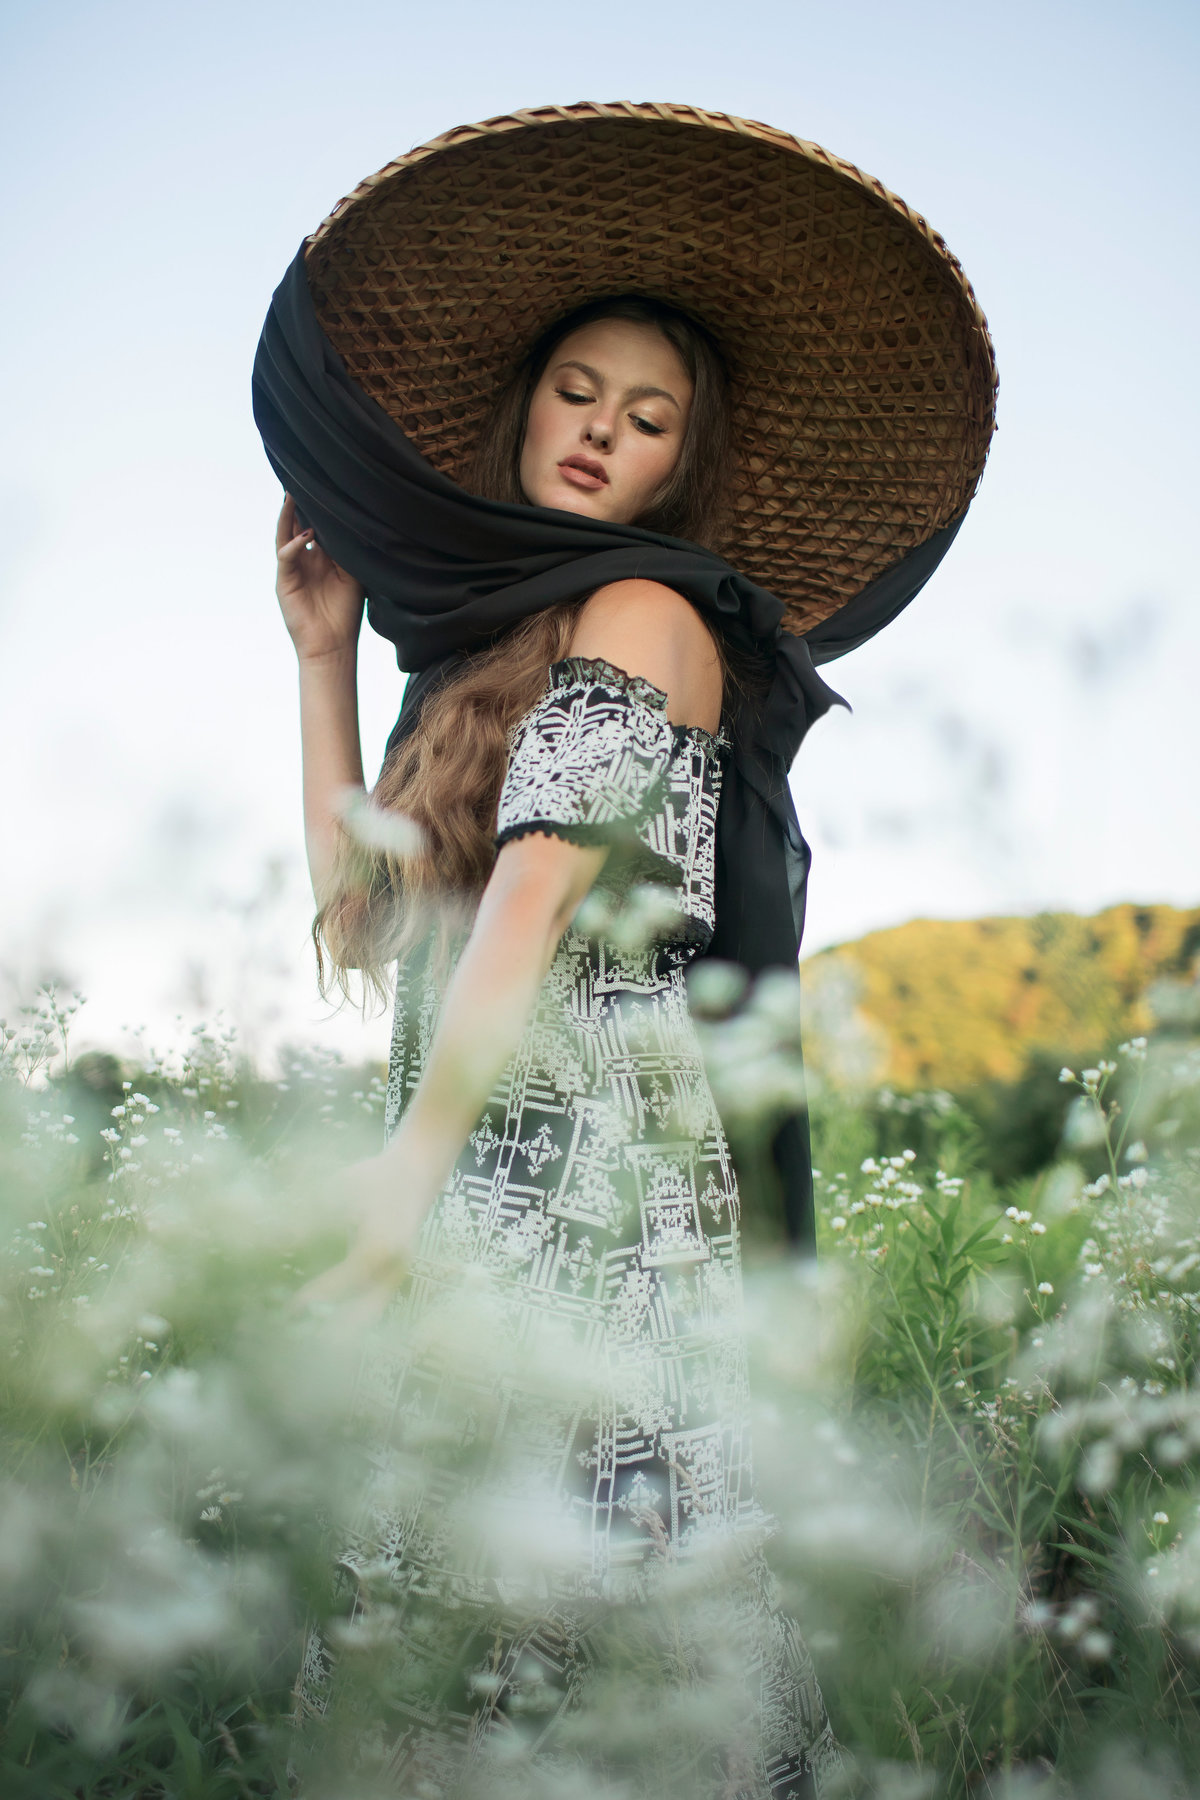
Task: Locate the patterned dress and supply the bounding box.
[297,657,841,1798]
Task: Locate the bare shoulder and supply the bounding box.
[567,580,723,735]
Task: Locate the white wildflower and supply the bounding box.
[337,786,425,856]
[1038,1281,1054,1296]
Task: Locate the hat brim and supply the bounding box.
[304,101,997,633]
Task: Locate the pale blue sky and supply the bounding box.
[1,0,1196,1066]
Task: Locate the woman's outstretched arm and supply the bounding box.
[275,494,367,903]
[301,580,722,1310]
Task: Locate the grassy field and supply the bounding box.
[2,951,1198,1798]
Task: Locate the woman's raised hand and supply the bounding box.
[275,493,365,662]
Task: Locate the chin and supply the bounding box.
[540,489,607,520]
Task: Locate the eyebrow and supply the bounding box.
[553,358,683,411]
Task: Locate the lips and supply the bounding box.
[558,454,609,491]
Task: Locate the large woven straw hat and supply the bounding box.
[303,101,997,634]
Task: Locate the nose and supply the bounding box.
[584,416,613,451]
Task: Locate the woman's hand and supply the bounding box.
[275,492,365,663]
[293,1137,442,1320]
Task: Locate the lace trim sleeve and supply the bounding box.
[495,660,683,851]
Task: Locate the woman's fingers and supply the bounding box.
[275,492,295,553]
[276,494,318,557]
[277,528,314,564]
[291,1252,401,1321]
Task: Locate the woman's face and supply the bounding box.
[518,318,693,526]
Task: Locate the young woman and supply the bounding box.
[254,100,996,1798]
[278,297,733,1306]
[275,296,838,1791]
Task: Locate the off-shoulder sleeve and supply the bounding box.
[495,656,678,850]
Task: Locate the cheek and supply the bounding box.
[631,436,680,501]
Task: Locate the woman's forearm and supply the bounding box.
[297,646,365,903]
[386,839,606,1194]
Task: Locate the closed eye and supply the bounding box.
[631,414,666,436]
[556,387,594,405]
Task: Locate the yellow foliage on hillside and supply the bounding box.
[799,902,1200,1091]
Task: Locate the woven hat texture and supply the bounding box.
[304,101,997,633]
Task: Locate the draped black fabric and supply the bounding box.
[252,245,967,1248]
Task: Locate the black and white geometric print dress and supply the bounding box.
[296,658,842,1798]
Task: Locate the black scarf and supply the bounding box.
[252,246,966,1247]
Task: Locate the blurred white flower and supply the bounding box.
[1064,1097,1106,1149]
[336,786,424,856]
[1038,1282,1054,1296]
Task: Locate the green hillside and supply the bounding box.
[800,901,1200,1091]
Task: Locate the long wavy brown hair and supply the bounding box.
[315,294,741,1007]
